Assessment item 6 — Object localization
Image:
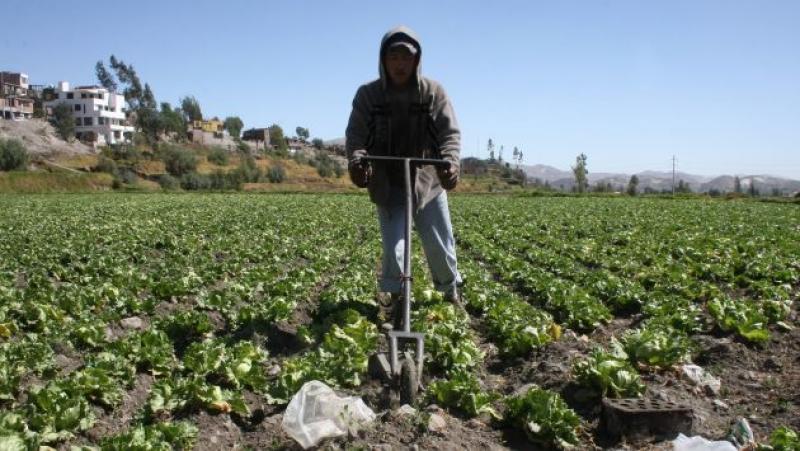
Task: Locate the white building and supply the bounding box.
[44,81,134,145]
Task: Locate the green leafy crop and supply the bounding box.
[758,426,799,451]
[622,323,693,368]
[708,296,770,343]
[504,386,581,449]
[573,342,645,398]
[427,369,499,418]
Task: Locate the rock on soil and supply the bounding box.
[427,413,447,433]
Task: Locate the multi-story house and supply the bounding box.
[191,118,224,134]
[0,71,34,120]
[44,81,134,145]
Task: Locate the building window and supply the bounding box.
[74,104,81,111]
[75,118,81,126]
[67,93,73,99]
[84,117,92,126]
[114,131,121,139]
[80,93,86,98]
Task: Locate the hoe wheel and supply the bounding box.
[399,357,418,406]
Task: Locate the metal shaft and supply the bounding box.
[403,158,412,333]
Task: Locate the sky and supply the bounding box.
[4,0,799,179]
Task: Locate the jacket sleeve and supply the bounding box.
[431,85,461,172]
[346,85,370,165]
[430,84,460,190]
[345,85,372,187]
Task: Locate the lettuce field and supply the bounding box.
[0,194,798,450]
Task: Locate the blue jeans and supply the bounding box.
[377,188,461,295]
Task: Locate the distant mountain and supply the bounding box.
[324,137,345,146]
[522,164,571,182]
[519,164,800,195]
[701,175,800,194]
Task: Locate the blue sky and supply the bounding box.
[4,0,799,178]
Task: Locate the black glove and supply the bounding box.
[348,153,371,188]
[437,163,458,190]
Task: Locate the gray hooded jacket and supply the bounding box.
[346,26,461,208]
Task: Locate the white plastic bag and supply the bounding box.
[281,380,376,449]
[672,433,736,451]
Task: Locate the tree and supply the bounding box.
[626,175,639,196]
[49,103,75,141]
[312,138,324,150]
[180,96,203,122]
[108,55,143,110]
[0,138,30,171]
[95,60,117,91]
[159,102,186,139]
[295,126,310,142]
[734,176,742,194]
[134,83,161,143]
[571,153,589,193]
[142,83,156,110]
[748,179,759,197]
[676,179,692,193]
[511,146,524,167]
[269,124,288,152]
[224,116,244,138]
[487,139,495,162]
[136,106,161,145]
[499,145,504,162]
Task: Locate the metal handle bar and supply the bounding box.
[357,155,452,169]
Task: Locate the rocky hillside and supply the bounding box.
[0,118,92,156]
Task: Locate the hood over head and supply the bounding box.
[379,25,422,89]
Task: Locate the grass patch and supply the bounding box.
[0,171,113,193]
[51,154,100,170]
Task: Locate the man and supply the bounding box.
[346,25,462,309]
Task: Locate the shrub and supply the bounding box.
[311,152,343,178]
[231,156,260,183]
[111,168,139,189]
[267,165,285,183]
[180,173,211,190]
[93,156,118,174]
[160,146,198,177]
[333,161,344,178]
[317,162,334,178]
[208,170,241,190]
[292,151,309,165]
[0,138,30,171]
[235,139,250,154]
[104,144,141,161]
[207,147,229,166]
[157,174,180,190]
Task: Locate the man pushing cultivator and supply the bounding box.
[345,25,463,323]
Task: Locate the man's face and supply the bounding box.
[384,48,416,87]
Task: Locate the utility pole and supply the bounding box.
[672,155,677,195]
